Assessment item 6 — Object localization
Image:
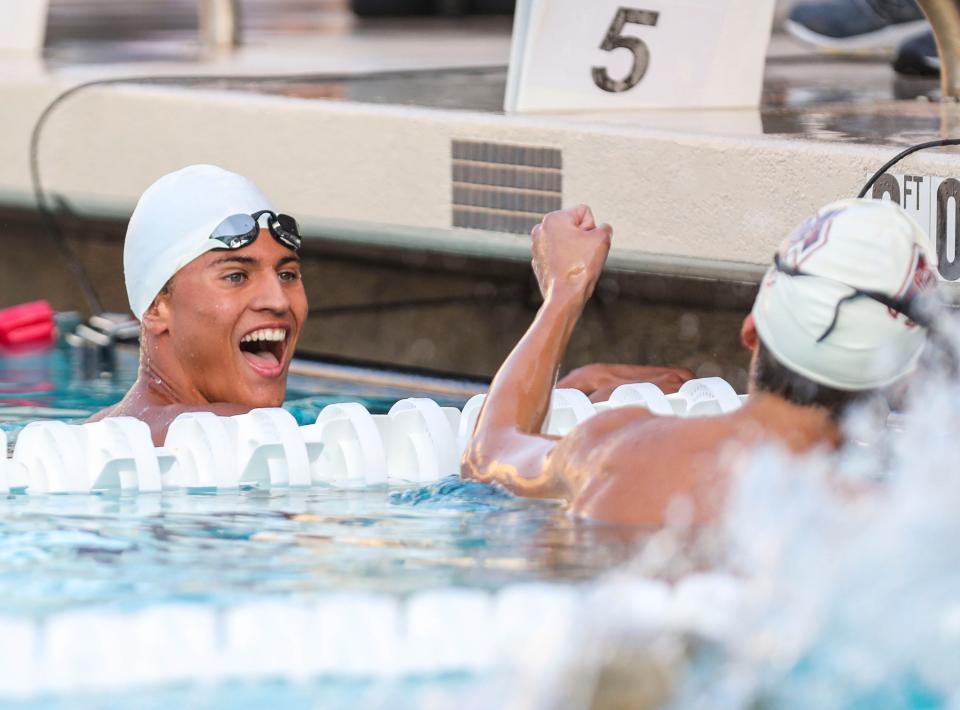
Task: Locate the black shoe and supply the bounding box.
[894,29,940,75]
[350,0,513,16]
[786,0,928,51]
[350,0,433,16]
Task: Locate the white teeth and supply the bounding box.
[240,328,286,344]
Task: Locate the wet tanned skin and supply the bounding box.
[461,206,840,527]
[557,363,694,402]
[89,230,307,445]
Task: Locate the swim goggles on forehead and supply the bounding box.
[209,210,301,251]
[773,253,933,343]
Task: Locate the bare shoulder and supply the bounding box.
[87,400,252,446]
[549,408,748,526]
[558,400,837,526]
[85,405,114,424]
[150,402,251,436]
[545,407,674,492]
[560,406,660,445]
[158,403,251,419]
[556,405,692,450]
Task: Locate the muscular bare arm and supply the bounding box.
[461,205,611,499]
[558,363,695,402]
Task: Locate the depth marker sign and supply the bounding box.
[871,173,960,282]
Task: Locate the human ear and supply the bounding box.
[141,290,171,336]
[740,313,759,352]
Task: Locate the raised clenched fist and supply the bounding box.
[531,205,612,304]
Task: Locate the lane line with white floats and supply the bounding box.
[0,572,743,697]
[0,377,744,495]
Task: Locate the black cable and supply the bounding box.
[29,78,135,314]
[28,66,504,316]
[858,138,960,198]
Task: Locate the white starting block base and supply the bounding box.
[0,0,48,54]
[1,377,746,496]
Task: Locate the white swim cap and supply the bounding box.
[752,198,938,391]
[123,165,275,320]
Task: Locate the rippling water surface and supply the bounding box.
[0,347,641,707]
[0,347,639,602]
[0,481,639,616]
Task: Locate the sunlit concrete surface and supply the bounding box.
[0,2,957,379]
[36,3,950,147]
[2,18,956,281]
[43,0,511,74]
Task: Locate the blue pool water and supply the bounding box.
[0,346,641,707]
[0,345,463,440]
[8,346,949,709]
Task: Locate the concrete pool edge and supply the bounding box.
[4,72,960,297]
[288,355,488,399]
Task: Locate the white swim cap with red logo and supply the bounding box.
[752,198,938,391]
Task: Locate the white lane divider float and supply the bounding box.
[164,409,324,491]
[0,428,26,493]
[542,388,596,436]
[163,413,237,490]
[234,408,321,489]
[0,572,744,698]
[597,377,744,417]
[85,418,168,493]
[594,382,678,415]
[455,388,597,457]
[0,378,746,496]
[13,421,86,494]
[12,417,170,494]
[457,393,487,457]
[382,398,460,483]
[306,402,388,487]
[677,377,744,416]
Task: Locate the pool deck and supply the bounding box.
[3,6,960,292]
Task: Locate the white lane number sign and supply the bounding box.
[505,0,777,113]
[871,173,960,282]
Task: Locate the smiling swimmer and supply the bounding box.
[88,165,307,445]
[462,199,940,526]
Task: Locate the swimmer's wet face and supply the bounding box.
[143,229,307,408]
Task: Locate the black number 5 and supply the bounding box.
[592,7,659,93]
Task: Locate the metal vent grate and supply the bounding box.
[451,140,562,234]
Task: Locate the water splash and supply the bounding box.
[500,336,960,709]
[673,370,960,708]
[390,476,520,510]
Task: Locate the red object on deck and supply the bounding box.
[0,301,56,349]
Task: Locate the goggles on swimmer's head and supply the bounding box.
[209,210,302,251]
[772,252,934,343]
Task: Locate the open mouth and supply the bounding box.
[238,326,289,376]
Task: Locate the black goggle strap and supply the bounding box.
[816,291,865,343]
[211,212,301,251]
[772,254,929,343]
[251,210,302,250]
[271,215,301,250]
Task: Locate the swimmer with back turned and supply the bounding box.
[462,200,938,525]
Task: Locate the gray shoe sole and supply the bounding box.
[785,17,929,51]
